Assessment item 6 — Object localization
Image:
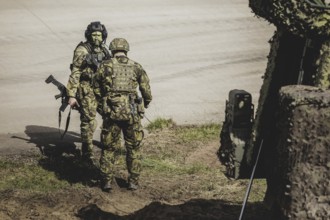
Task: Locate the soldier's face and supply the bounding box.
[91,31,102,46]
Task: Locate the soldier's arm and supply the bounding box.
[137,64,152,107]
[66,45,88,97]
[93,62,106,103]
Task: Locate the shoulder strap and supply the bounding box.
[70,42,92,71]
[76,41,92,54]
[58,107,72,139]
[101,44,111,59]
[112,57,118,64]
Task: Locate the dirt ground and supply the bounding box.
[0,126,269,220]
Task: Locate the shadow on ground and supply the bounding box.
[11,125,102,186]
[11,125,82,156]
[77,199,270,220]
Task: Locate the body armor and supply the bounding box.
[110,58,136,93]
[71,41,111,79]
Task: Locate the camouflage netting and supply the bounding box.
[315,39,330,88]
[269,85,330,219]
[247,27,329,168]
[243,1,330,218]
[249,0,330,38]
[246,30,281,165]
[246,30,310,167]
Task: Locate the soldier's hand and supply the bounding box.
[96,104,104,116]
[68,97,80,108]
[144,101,150,109]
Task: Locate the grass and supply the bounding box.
[142,158,211,175]
[175,123,220,143]
[145,117,176,131]
[0,118,221,191]
[0,157,73,192]
[0,118,267,205]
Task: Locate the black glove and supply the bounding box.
[96,103,103,116]
[144,101,150,108]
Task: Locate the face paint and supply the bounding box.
[91,31,103,46]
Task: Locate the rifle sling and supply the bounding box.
[58,107,72,139]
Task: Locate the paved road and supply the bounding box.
[0,0,274,138]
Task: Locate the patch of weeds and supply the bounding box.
[142,158,211,175]
[247,179,267,202]
[0,157,73,192]
[176,123,220,143]
[146,118,176,131]
[142,158,178,173]
[185,163,212,175]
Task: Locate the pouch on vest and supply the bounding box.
[108,94,132,121]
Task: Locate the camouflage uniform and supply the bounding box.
[66,22,110,160]
[94,38,152,189]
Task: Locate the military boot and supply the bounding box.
[128,179,139,191]
[128,182,139,190]
[102,179,113,192]
[126,156,140,191]
[81,143,97,168]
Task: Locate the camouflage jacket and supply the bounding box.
[66,41,110,98]
[93,55,152,106]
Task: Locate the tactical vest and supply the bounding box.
[70,41,111,73]
[110,58,137,93]
[104,57,138,121]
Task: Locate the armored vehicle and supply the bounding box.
[218,1,329,219]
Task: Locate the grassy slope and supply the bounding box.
[0,118,267,218]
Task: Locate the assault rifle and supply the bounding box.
[45,75,77,139]
[45,75,69,112]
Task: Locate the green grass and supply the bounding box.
[175,123,220,143]
[0,157,76,192]
[142,118,221,175]
[142,157,211,175]
[0,118,266,205]
[0,120,221,192]
[145,117,176,131]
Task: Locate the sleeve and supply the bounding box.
[93,62,106,104]
[66,45,88,97]
[137,64,152,105]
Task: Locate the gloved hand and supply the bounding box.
[144,101,150,108]
[96,103,104,116]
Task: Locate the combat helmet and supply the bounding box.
[109,38,130,52]
[85,21,108,43]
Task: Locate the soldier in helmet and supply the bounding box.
[66,21,111,166]
[93,38,152,191]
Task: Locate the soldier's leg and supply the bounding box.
[99,118,122,190]
[79,86,97,160]
[123,119,144,190]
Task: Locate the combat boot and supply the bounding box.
[102,179,113,192]
[128,181,139,190]
[81,154,95,167]
[81,143,98,168]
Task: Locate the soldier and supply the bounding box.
[93,38,152,191]
[66,21,111,166]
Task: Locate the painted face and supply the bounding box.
[91,31,102,46]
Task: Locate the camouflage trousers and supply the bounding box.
[100,116,144,184]
[78,82,97,157]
